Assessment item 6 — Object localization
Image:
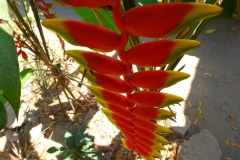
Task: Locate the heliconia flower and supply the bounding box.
[134,127,168,143]
[131,106,174,120]
[126,39,200,67]
[123,3,222,38]
[121,138,135,151]
[136,142,163,158]
[130,133,166,152]
[97,98,132,118]
[123,136,163,159]
[106,118,135,139]
[52,0,120,8]
[102,108,134,130]
[66,50,128,76]
[135,146,155,160]
[131,91,183,107]
[133,117,172,134]
[129,70,189,90]
[102,108,132,124]
[88,86,133,108]
[42,19,123,52]
[136,135,166,151]
[79,68,131,93]
[121,130,136,143]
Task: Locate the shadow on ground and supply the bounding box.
[183,19,240,159]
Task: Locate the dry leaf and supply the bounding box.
[194,116,204,129]
[197,107,202,114]
[231,142,240,148]
[224,79,233,82]
[226,138,231,150]
[73,112,82,121]
[198,84,203,88]
[231,125,238,130]
[189,100,194,108]
[205,29,216,34]
[48,121,57,131]
[232,27,238,31]
[228,115,234,121]
[204,73,212,77]
[194,117,200,128]
[228,115,238,130]
[197,99,202,107]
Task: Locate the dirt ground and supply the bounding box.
[182,19,240,159]
[2,1,240,159]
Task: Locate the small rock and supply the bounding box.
[177,129,222,160]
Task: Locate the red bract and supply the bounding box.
[127,40,200,67]
[131,91,183,107]
[79,68,131,93]
[131,106,174,120]
[129,70,190,90]
[88,86,133,108]
[123,3,223,37]
[98,100,132,118]
[42,19,125,52]
[133,117,172,134]
[67,50,128,76]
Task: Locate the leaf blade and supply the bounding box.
[0,18,21,117]
[0,102,7,130]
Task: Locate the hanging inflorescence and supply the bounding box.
[42,1,222,159]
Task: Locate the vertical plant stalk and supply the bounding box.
[92,9,105,26]
[8,0,77,113]
[29,0,50,60]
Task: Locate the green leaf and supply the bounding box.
[64,132,73,139]
[60,146,67,151]
[20,68,34,86]
[0,96,7,106]
[64,132,75,148]
[138,0,161,5]
[82,142,94,151]
[0,102,7,131]
[63,151,71,160]
[0,2,21,118]
[47,146,60,153]
[86,151,103,160]
[80,124,87,133]
[72,7,120,34]
[221,0,237,18]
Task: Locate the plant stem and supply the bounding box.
[92,9,105,26]
[29,0,50,60]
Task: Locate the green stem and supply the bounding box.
[21,0,34,33]
[29,0,50,60]
[92,9,105,26]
